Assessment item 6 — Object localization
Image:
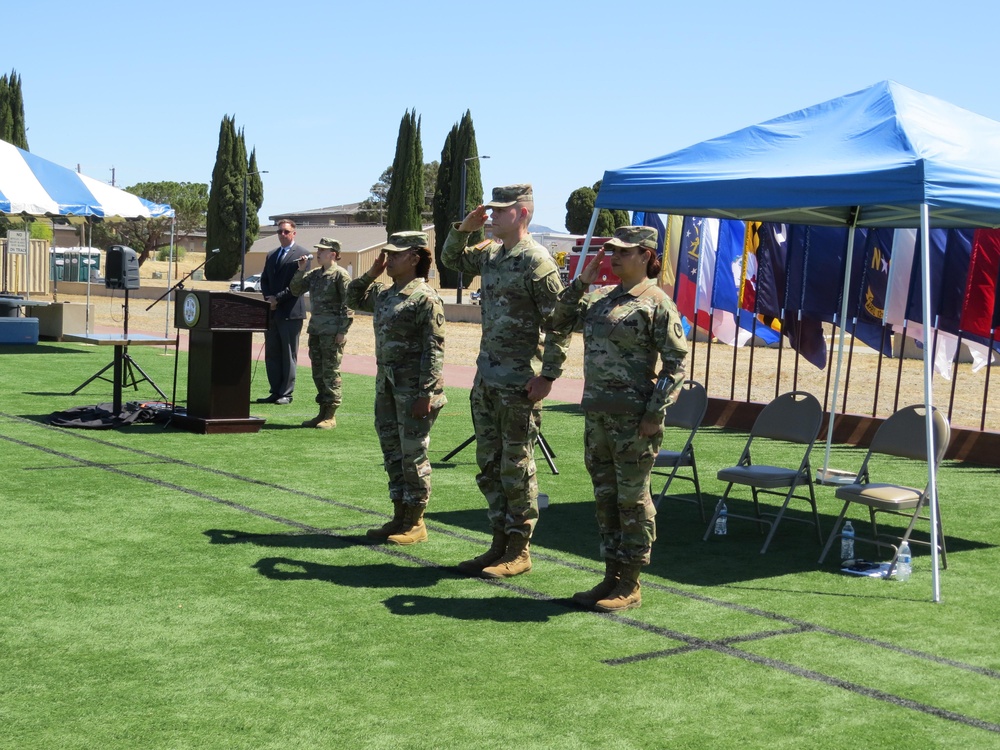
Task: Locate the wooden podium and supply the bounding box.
[173,290,270,434]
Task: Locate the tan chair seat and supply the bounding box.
[835,483,921,509]
[717,465,801,489]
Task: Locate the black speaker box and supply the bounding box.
[105,245,140,290]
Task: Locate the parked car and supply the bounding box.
[469,289,481,305]
[230,274,262,292]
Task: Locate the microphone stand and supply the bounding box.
[145,250,218,426]
[146,251,218,312]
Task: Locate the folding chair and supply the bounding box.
[818,405,950,576]
[703,391,823,553]
[652,380,708,520]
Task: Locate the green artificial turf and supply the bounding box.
[2,341,1000,749]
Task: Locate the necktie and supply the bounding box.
[275,247,285,265]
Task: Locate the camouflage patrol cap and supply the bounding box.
[384,231,430,252]
[604,225,658,252]
[484,184,533,208]
[314,237,342,253]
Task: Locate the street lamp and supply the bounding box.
[240,170,268,290]
[457,155,490,304]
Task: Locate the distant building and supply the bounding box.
[268,202,371,227]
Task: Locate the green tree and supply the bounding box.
[0,70,28,150]
[88,181,210,264]
[356,166,392,224]
[565,180,629,235]
[433,110,483,287]
[385,109,424,235]
[205,116,261,280]
[432,124,455,282]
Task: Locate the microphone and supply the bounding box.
[302,253,314,261]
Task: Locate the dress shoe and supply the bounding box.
[256,394,280,403]
[275,396,293,405]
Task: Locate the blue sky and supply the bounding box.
[8,0,998,233]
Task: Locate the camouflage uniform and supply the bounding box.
[553,229,688,566]
[290,259,353,407]
[442,187,571,538]
[347,261,447,507]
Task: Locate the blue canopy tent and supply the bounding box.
[0,140,173,221]
[588,81,1000,601]
[0,139,175,330]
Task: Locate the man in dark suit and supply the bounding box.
[258,219,311,404]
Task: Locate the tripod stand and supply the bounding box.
[442,432,559,475]
[70,288,169,413]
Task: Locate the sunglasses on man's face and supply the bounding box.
[278,229,293,235]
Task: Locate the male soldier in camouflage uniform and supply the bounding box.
[290,237,354,429]
[553,226,688,611]
[442,184,571,578]
[347,232,447,545]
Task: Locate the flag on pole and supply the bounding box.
[960,228,1000,339]
[675,216,712,332]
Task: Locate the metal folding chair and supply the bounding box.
[703,391,823,553]
[652,380,708,520]
[818,405,950,576]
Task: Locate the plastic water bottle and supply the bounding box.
[714,502,728,536]
[896,541,912,582]
[840,520,855,561]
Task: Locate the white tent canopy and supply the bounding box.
[591,81,1000,602]
[0,140,173,221]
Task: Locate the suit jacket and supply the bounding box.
[261,242,311,321]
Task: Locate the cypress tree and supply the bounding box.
[433,110,484,288]
[385,109,424,235]
[10,71,28,150]
[205,115,255,280]
[0,74,14,144]
[433,125,456,285]
[247,148,264,247]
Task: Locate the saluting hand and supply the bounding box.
[458,205,488,233]
[579,247,605,285]
[368,252,388,277]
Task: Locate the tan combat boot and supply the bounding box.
[571,559,620,608]
[456,529,508,576]
[387,504,428,545]
[316,404,337,429]
[594,563,642,612]
[301,407,325,428]
[481,533,531,579]
[366,500,406,539]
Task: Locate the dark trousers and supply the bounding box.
[264,316,303,398]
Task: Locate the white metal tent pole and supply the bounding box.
[571,208,601,281]
[164,219,176,341]
[85,221,93,335]
[920,203,942,602]
[821,209,861,478]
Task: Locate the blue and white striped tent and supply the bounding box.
[0,140,173,220]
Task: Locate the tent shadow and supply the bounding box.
[0,344,81,355]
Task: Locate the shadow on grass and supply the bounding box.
[383,593,573,622]
[432,493,996,588]
[205,528,364,549]
[253,556,451,590]
[0,344,85,355]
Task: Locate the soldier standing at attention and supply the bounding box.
[442,184,571,578]
[552,226,688,612]
[290,237,354,429]
[347,232,447,546]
